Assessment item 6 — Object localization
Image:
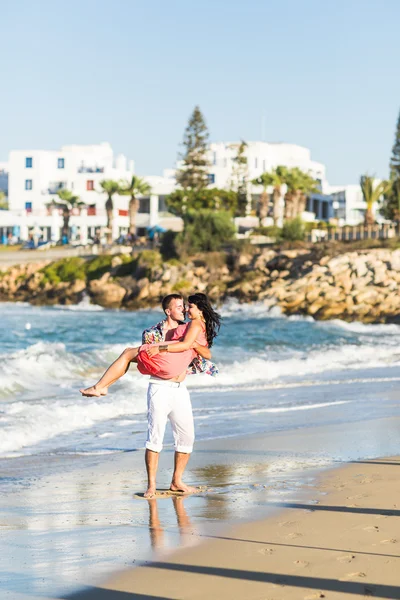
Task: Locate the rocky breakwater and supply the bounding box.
[233,247,400,323]
[1,247,400,323]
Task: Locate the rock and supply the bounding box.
[89,279,126,308]
[306,288,320,303]
[318,303,349,319]
[111,256,123,268]
[354,289,379,305]
[335,272,352,294]
[308,300,327,315]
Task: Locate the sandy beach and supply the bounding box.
[1,416,399,600]
[66,455,400,600]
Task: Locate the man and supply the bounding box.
[141,293,215,499]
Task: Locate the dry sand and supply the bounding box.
[65,457,400,600]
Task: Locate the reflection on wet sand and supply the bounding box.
[147,496,196,551]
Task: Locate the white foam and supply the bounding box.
[220,298,283,319]
[189,343,400,389]
[0,391,147,455]
[52,295,104,311]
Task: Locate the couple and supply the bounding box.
[80,293,221,498]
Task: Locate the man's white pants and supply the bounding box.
[145,378,195,454]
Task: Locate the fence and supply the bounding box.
[307,223,399,243]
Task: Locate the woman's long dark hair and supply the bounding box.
[188,293,221,348]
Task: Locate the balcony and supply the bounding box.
[77,166,105,174]
[44,183,67,195]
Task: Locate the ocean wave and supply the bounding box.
[0,341,149,397]
[318,319,400,335]
[0,390,147,456]
[188,343,400,389]
[52,295,104,311]
[220,299,283,319]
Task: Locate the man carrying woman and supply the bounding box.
[80,293,221,498]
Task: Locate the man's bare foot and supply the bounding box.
[144,485,157,499]
[170,481,198,494]
[79,386,107,397]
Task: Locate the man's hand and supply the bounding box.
[146,346,160,358]
[192,343,211,360]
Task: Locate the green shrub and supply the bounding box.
[251,225,282,238]
[160,231,179,260]
[281,217,305,241]
[114,258,138,277]
[176,210,236,256]
[86,255,114,280]
[172,279,192,293]
[40,257,86,284]
[166,258,181,266]
[137,249,162,268]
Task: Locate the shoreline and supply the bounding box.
[74,456,400,600]
[1,416,400,599]
[2,246,400,323]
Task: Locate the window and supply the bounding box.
[263,159,266,171]
[213,152,217,166]
[25,179,33,190]
[25,202,32,213]
[255,158,258,169]
[139,198,150,213]
[25,157,32,168]
[58,158,65,169]
[86,180,94,191]
[208,174,215,184]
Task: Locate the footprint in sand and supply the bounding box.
[347,494,367,500]
[340,572,366,580]
[304,593,325,599]
[380,538,397,544]
[337,554,356,563]
[258,547,274,555]
[364,525,379,533]
[279,520,297,527]
[287,532,303,539]
[294,559,309,568]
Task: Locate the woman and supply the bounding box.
[80,293,221,397]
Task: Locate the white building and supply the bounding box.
[2,139,377,244]
[3,143,172,244]
[207,141,328,192]
[328,184,386,226]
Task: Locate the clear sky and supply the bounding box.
[2,0,400,185]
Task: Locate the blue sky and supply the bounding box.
[2,0,400,184]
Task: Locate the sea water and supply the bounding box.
[1,299,400,460]
[2,300,400,599]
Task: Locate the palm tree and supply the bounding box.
[99,180,120,243]
[251,173,271,223]
[48,189,85,240]
[252,166,289,225]
[285,168,319,219]
[119,175,151,236]
[360,175,392,226]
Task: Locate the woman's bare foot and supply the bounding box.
[170,481,198,494]
[79,385,108,397]
[144,485,157,499]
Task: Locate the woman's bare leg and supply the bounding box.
[80,347,139,397]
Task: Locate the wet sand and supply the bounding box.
[66,456,400,600]
[1,417,400,600]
